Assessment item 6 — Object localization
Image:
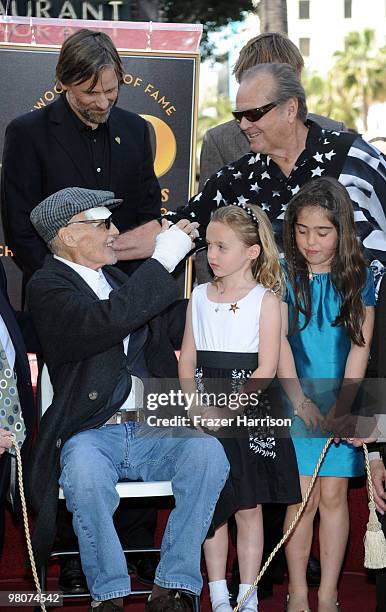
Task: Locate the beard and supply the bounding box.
[67,91,115,125]
[76,104,112,125]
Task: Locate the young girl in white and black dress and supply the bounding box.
[179,204,301,612]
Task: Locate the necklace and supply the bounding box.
[214,285,224,313]
[214,283,248,314]
[214,302,240,314]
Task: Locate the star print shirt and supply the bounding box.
[173,121,386,285]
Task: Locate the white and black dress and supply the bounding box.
[192,282,301,529]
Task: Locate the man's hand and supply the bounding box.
[112,219,161,260]
[323,402,360,438]
[369,459,386,514]
[329,415,380,443]
[112,218,199,261]
[344,437,378,447]
[173,218,199,241]
[0,428,13,456]
[151,220,198,273]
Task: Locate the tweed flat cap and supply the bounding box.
[30,187,123,243]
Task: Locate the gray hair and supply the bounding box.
[47,235,62,255]
[240,63,308,122]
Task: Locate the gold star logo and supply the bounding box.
[229,303,239,314]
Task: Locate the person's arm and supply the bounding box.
[114,162,232,259]
[340,139,386,235]
[111,123,165,260]
[250,291,281,382]
[113,217,200,261]
[325,306,375,437]
[26,260,178,362]
[277,301,324,430]
[369,457,386,514]
[343,307,375,379]
[27,224,196,366]
[178,299,203,421]
[112,219,162,260]
[1,119,48,276]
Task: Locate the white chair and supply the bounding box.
[38,365,199,609]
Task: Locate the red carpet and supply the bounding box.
[0,574,375,611]
[0,480,377,610]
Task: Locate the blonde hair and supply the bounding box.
[210,205,284,298]
[233,32,304,83]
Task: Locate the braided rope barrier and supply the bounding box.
[234,436,334,612]
[10,433,382,612]
[11,435,47,612]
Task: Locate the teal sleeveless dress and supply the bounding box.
[284,268,375,477]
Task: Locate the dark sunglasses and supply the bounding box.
[66,218,112,230]
[232,101,277,123]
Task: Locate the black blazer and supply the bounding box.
[1,95,161,279]
[26,255,186,564]
[0,260,36,554]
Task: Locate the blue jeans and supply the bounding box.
[59,423,229,601]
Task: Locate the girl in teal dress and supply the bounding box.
[278,177,375,612]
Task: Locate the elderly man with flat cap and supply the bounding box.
[26,187,229,612]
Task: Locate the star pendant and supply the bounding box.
[229,303,240,314]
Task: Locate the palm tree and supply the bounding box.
[258,0,288,33]
[332,30,386,131]
[303,71,358,130]
[304,30,386,131]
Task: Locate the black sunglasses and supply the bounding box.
[232,101,277,123]
[66,218,112,230]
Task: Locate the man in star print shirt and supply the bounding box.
[172,63,386,288]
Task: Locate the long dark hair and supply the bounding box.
[283,177,367,346]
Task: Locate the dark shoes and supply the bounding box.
[59,557,88,594]
[134,556,158,585]
[59,554,158,593]
[145,590,194,611]
[88,600,123,612]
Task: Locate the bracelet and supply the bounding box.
[293,396,313,417]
